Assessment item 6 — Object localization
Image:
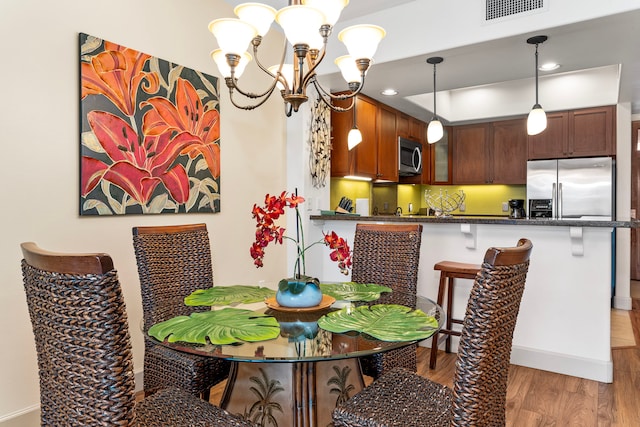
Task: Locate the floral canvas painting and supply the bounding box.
[79,33,220,215]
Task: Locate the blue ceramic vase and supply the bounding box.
[275,276,323,308]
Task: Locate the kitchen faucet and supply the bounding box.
[395,206,402,216]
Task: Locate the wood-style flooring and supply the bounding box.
[206,298,640,426]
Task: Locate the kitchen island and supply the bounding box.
[309,214,638,383]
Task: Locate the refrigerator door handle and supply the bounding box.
[552,182,557,219]
[558,182,563,219]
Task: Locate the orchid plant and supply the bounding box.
[251,191,352,294]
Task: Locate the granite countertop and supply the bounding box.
[310,214,640,228]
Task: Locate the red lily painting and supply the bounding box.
[79,33,221,215]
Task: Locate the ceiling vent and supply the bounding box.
[484,0,546,21]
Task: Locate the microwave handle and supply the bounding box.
[412,147,422,172]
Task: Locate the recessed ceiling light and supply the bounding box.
[539,62,560,71]
[381,88,398,96]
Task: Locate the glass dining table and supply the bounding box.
[145,289,443,427]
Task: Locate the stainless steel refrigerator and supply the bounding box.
[526,157,615,219]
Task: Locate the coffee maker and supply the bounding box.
[508,199,526,219]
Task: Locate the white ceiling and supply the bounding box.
[222,1,640,122]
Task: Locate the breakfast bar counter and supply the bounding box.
[307,214,638,383]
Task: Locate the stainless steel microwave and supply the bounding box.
[398,137,423,176]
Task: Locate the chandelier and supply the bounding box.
[208,0,386,116]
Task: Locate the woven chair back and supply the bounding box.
[132,223,213,329]
[451,238,533,427]
[351,223,423,307]
[20,242,136,426]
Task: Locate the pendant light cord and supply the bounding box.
[432,62,437,117]
[534,43,539,105]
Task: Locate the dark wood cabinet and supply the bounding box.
[527,111,568,159]
[452,120,527,185]
[377,104,399,181]
[569,106,616,157]
[491,119,528,184]
[331,95,428,183]
[430,127,452,184]
[452,124,490,184]
[528,105,615,159]
[330,95,377,179]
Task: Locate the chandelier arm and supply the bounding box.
[252,37,291,92]
[312,75,364,101]
[300,46,327,90]
[311,79,356,112]
[227,86,280,111]
[227,76,280,100]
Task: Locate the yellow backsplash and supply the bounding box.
[330,178,526,216]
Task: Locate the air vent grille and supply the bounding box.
[485,0,544,21]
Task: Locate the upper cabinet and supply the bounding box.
[430,127,452,184]
[330,95,378,179]
[377,103,399,182]
[528,105,615,159]
[331,95,427,183]
[492,118,528,184]
[452,119,527,185]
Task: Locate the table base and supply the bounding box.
[220,359,365,427]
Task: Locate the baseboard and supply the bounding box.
[0,369,144,426]
[420,340,614,383]
[510,345,613,383]
[613,295,633,310]
[0,404,39,426]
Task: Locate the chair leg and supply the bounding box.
[445,276,454,353]
[429,273,448,370]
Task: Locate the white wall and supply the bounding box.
[0,0,288,421]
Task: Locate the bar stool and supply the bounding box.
[429,260,481,369]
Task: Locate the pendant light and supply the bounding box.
[526,35,548,136]
[426,57,444,144]
[347,99,362,150]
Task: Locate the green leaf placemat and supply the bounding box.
[319,282,392,302]
[317,304,439,342]
[148,308,280,345]
[185,285,275,306]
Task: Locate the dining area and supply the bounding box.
[19,217,533,426]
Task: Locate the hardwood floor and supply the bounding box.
[190,299,640,426]
[418,304,640,426]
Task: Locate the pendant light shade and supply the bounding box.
[348,128,362,150]
[427,119,443,144]
[527,35,548,136]
[348,99,362,150]
[426,56,444,144]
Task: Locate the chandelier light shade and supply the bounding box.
[211,49,252,78]
[526,35,548,136]
[426,56,444,144]
[208,18,257,55]
[208,1,385,116]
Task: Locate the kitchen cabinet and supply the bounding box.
[528,105,615,159]
[491,118,528,184]
[452,124,490,184]
[377,103,399,181]
[430,127,452,184]
[331,95,428,182]
[452,119,527,185]
[330,95,377,179]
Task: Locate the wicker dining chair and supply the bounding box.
[350,223,423,379]
[20,242,252,427]
[332,238,533,427]
[132,223,230,399]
